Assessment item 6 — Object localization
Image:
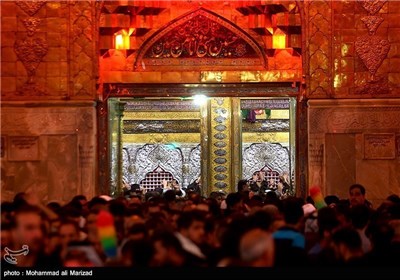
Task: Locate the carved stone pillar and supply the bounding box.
[97,101,109,195]
[77,107,97,199]
[308,136,325,192]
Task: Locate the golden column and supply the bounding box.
[208,97,235,194]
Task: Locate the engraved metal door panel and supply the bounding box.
[109,98,203,196]
[240,98,296,195]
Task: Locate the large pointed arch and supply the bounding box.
[134,8,267,71]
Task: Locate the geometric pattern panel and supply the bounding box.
[242,142,290,181]
[248,166,281,187]
[139,166,175,192]
[120,143,201,190]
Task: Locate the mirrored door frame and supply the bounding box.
[102,83,301,197]
[231,97,297,195]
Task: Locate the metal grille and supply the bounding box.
[263,167,281,186]
[248,166,280,186]
[140,166,175,192]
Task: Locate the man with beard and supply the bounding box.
[348,184,373,209]
[8,205,61,267]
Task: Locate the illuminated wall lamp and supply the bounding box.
[272,28,287,49]
[114,28,135,50]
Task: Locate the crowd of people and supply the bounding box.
[1,181,399,268]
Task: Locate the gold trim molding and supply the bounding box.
[243,132,289,144]
[122,133,200,144]
[123,111,201,120]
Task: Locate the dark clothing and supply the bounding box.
[201,244,225,267]
[153,187,164,195]
[182,251,208,267]
[186,182,201,195]
[308,246,338,266]
[273,226,308,267]
[249,180,269,193]
[281,182,291,195]
[364,242,400,266]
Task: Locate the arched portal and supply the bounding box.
[134,7,267,71]
[99,1,302,197]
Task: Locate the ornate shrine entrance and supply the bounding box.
[108,87,298,196]
[99,3,304,196]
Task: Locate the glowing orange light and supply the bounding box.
[272,29,286,49]
[114,29,133,50]
[128,27,135,36]
[115,34,124,49]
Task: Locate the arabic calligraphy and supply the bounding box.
[146,15,256,59]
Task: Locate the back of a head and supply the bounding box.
[264,192,282,212]
[163,189,177,202]
[350,204,372,229]
[209,191,223,201]
[128,222,146,235]
[331,226,362,251]
[336,199,351,221]
[282,197,304,225]
[188,193,202,204]
[108,199,126,216]
[266,191,278,200]
[248,209,273,231]
[306,196,314,205]
[388,203,400,220]
[122,239,154,267]
[144,191,160,202]
[317,207,340,235]
[12,192,28,210]
[176,210,205,231]
[87,196,108,210]
[249,195,264,208]
[262,204,280,219]
[151,229,184,253]
[130,184,140,191]
[46,201,62,213]
[1,201,15,213]
[225,192,242,210]
[66,240,103,267]
[386,194,400,204]
[237,179,248,192]
[72,195,87,203]
[239,228,274,266]
[13,192,26,203]
[366,221,394,249]
[324,195,340,206]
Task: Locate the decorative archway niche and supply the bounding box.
[134,8,267,71]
